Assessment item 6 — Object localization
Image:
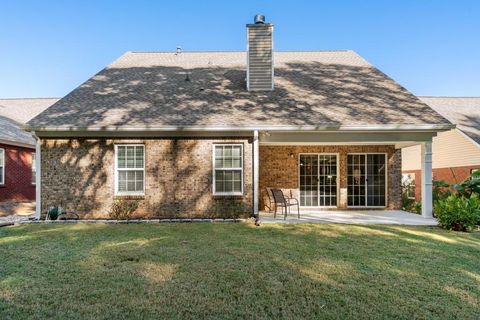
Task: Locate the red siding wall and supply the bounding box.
[0,143,35,201]
[403,165,480,201]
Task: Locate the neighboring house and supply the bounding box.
[0,98,59,201]
[27,16,453,219]
[402,97,480,200]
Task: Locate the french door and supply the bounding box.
[347,154,386,207]
[299,154,338,207]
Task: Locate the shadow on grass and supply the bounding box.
[0,223,479,319]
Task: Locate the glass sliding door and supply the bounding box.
[347,154,386,207]
[299,155,319,206]
[366,154,386,206]
[299,154,338,207]
[347,154,366,206]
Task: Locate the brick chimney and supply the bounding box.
[247,14,274,91]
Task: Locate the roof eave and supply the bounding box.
[0,138,35,148]
[27,123,456,134]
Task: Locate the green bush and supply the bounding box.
[454,170,480,198]
[434,194,480,231]
[109,200,139,220]
[433,179,452,201]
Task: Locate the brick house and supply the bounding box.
[402,97,480,200]
[0,98,58,202]
[27,16,453,219]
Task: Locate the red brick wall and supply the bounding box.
[0,143,35,201]
[41,138,253,219]
[403,165,480,201]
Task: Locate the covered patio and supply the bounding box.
[253,129,440,221]
[259,209,438,225]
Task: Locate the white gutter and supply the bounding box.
[253,130,259,217]
[33,134,41,220]
[26,123,455,133]
[0,138,35,149]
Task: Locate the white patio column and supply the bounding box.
[421,141,433,218]
[253,130,259,217]
[35,137,41,220]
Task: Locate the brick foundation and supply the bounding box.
[259,145,402,210]
[41,138,253,219]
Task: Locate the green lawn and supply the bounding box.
[0,223,479,319]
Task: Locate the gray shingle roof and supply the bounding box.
[27,51,451,131]
[0,98,59,145]
[419,97,480,145]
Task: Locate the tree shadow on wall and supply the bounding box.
[147,139,250,219]
[41,139,111,218]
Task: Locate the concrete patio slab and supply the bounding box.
[260,209,438,226]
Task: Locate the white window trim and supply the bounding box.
[114,144,145,196]
[31,152,36,185]
[0,148,4,185]
[212,143,244,196]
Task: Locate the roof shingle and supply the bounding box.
[27,51,451,130]
[0,98,59,145]
[419,96,480,145]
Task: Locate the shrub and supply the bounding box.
[454,170,480,198]
[434,194,480,231]
[433,179,452,201]
[109,199,139,220]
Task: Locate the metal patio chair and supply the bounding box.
[265,188,276,213]
[271,188,300,220]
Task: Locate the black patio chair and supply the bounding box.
[265,188,276,213]
[271,188,300,220]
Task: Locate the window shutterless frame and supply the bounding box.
[347,152,388,208]
[114,144,145,196]
[0,148,4,185]
[212,143,244,196]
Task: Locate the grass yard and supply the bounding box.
[0,223,479,319]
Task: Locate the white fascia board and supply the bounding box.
[28,123,455,136]
[0,138,35,149]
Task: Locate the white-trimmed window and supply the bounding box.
[115,145,145,195]
[213,144,243,195]
[31,152,36,185]
[0,148,4,185]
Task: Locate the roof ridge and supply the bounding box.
[0,97,60,100]
[419,96,480,98]
[128,50,353,54]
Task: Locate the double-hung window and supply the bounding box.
[213,144,243,195]
[0,148,4,185]
[32,153,36,185]
[115,145,145,195]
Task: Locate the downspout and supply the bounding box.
[253,130,259,218]
[33,133,41,220]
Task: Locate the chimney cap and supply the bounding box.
[254,14,266,24]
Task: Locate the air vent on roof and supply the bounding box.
[247,14,274,91]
